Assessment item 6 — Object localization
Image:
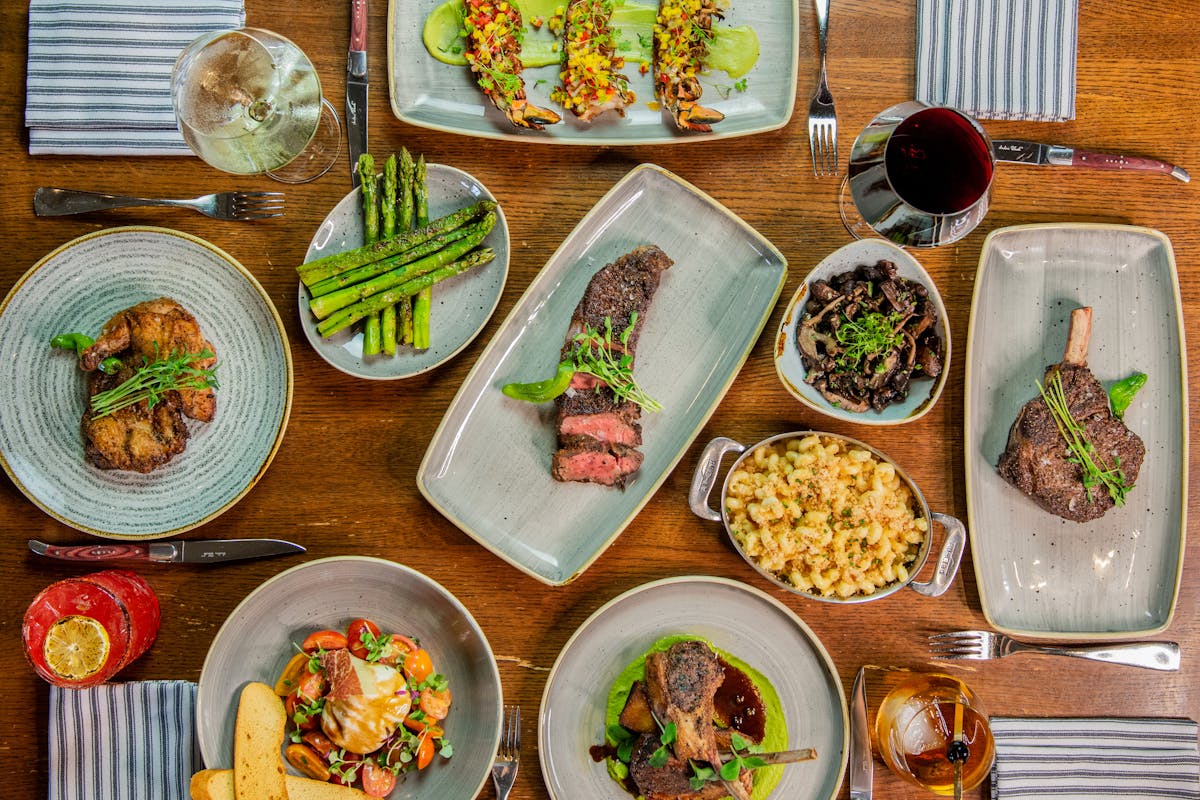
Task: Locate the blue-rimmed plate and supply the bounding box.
[0,227,292,539]
[417,163,788,584]
[300,163,509,379]
[388,0,798,143]
[965,223,1188,638]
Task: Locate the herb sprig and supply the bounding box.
[568,313,662,412]
[90,348,218,419]
[834,311,904,373]
[1037,369,1132,506]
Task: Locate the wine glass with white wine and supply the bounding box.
[171,28,341,184]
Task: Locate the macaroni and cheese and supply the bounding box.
[724,434,927,599]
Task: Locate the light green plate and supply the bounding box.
[0,227,292,539]
[417,164,787,585]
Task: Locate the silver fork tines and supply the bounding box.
[33,187,285,220]
[491,705,520,800]
[807,0,838,176]
[929,630,1182,671]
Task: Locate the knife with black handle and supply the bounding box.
[993,139,1190,182]
[28,538,305,564]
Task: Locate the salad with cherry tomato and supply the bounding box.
[274,617,454,797]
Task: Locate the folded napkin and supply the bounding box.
[915,0,1078,122]
[990,717,1200,799]
[26,0,246,156]
[49,681,201,800]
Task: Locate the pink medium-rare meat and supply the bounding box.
[553,245,673,487]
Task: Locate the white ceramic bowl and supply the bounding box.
[196,556,502,799]
[774,239,951,425]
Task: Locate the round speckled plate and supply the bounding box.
[774,239,951,425]
[0,227,292,539]
[196,556,502,800]
[299,163,509,379]
[539,576,847,800]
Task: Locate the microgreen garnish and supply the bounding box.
[1037,370,1132,505]
[608,724,636,763]
[88,347,218,418]
[718,732,767,780]
[568,313,662,412]
[834,311,904,372]
[328,749,361,782]
[647,722,677,768]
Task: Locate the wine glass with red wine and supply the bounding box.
[838,102,995,248]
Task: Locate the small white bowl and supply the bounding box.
[774,239,951,425]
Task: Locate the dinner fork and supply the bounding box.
[929,630,1181,671]
[33,187,285,220]
[491,705,520,800]
[807,0,837,176]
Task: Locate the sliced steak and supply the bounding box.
[553,245,672,486]
[997,307,1146,522]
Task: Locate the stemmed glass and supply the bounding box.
[170,28,341,184]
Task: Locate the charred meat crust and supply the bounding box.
[553,245,672,486]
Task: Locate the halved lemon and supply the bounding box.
[43,615,110,681]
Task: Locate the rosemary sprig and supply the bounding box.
[1037,369,1131,506]
[90,348,218,419]
[569,313,662,413]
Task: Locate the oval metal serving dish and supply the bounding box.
[689,430,965,603]
[774,239,951,425]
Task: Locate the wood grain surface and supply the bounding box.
[2,1,1197,799]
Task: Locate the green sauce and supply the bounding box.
[422,0,758,79]
[603,635,786,800]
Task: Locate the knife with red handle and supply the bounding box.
[28,538,305,564]
[993,139,1190,182]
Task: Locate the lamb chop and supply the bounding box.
[642,641,752,800]
[997,307,1145,522]
[551,245,673,487]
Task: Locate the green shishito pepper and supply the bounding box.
[501,361,575,403]
[1109,372,1147,419]
[50,333,122,374]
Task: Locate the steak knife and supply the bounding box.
[28,538,305,564]
[346,0,369,187]
[849,667,873,800]
[993,139,1190,182]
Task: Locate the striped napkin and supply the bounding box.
[915,0,1079,122]
[990,717,1200,799]
[49,681,201,800]
[26,0,246,156]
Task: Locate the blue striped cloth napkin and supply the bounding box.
[26,0,246,156]
[49,681,201,800]
[915,0,1079,122]
[990,717,1200,799]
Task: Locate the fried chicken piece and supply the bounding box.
[80,297,217,421]
[82,366,188,473]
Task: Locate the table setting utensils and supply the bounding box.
[849,667,872,800]
[34,187,284,220]
[992,140,1190,182]
[491,704,520,800]
[25,0,246,156]
[929,630,1181,671]
[807,0,837,176]
[347,0,369,187]
[990,717,1200,798]
[29,538,305,564]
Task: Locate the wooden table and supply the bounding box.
[2,1,1197,798]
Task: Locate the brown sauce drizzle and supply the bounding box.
[713,657,767,744]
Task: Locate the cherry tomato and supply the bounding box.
[285,743,330,781]
[360,762,397,798]
[274,652,309,696]
[301,629,348,653]
[346,618,382,660]
[377,634,419,666]
[419,686,452,720]
[301,731,334,759]
[403,715,444,737]
[295,668,328,703]
[416,733,436,770]
[286,691,319,731]
[403,648,434,683]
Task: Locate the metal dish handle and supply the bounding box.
[688,437,746,522]
[907,512,966,597]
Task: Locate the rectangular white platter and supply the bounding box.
[964,223,1188,638]
[388,0,798,143]
[417,164,788,584]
